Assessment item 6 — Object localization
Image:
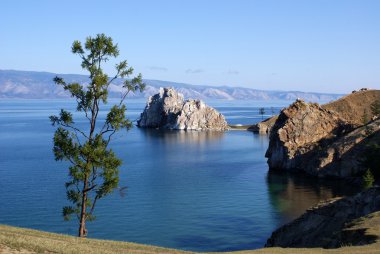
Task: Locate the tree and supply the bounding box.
[270,107,275,116]
[259,107,265,120]
[364,143,380,180]
[50,34,145,237]
[363,169,375,189]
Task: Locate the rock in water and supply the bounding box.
[137,87,228,131]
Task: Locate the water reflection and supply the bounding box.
[266,170,363,224]
[140,129,225,145]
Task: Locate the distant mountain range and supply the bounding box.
[0,70,343,101]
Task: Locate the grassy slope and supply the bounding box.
[323,89,380,125]
[2,212,380,254]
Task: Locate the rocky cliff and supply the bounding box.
[265,92,380,178]
[266,187,380,248]
[254,89,380,135]
[137,87,228,131]
[265,99,354,173]
[305,120,380,177]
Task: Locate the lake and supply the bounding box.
[0,99,361,252]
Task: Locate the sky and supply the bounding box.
[1,0,379,93]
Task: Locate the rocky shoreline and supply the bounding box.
[266,187,380,248]
[262,89,380,248]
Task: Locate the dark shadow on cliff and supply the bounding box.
[305,126,380,177]
[337,228,378,247]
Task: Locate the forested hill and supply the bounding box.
[0,70,343,101]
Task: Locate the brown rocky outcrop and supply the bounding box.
[249,115,278,134]
[265,187,380,248]
[137,87,228,131]
[265,89,380,178]
[265,94,380,178]
[305,120,380,177]
[265,99,355,173]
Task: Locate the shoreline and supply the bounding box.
[1,223,379,254]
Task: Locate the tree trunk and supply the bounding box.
[78,178,88,237]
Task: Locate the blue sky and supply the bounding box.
[1,0,379,93]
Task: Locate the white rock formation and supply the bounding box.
[137,87,229,131]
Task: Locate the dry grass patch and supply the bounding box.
[1,223,380,254]
[323,89,380,125]
[0,225,189,254]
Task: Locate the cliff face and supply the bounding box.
[137,87,228,131]
[305,120,380,177]
[265,92,380,178]
[265,99,354,173]
[265,187,380,248]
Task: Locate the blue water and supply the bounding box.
[0,99,360,252]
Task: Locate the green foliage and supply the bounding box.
[363,169,375,189]
[371,100,380,117]
[50,34,145,236]
[364,143,380,180]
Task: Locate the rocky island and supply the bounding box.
[137,87,229,131]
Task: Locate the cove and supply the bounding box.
[0,99,361,252]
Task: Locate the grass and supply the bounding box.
[228,124,252,130]
[323,89,380,125]
[1,217,380,254]
[0,224,188,254]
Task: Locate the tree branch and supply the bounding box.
[60,122,89,139]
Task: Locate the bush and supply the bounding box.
[364,143,380,180]
[363,169,375,189]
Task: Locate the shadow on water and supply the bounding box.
[266,169,363,224]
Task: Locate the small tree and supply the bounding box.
[50,34,144,237]
[270,107,275,116]
[259,107,265,120]
[364,143,380,180]
[363,169,375,189]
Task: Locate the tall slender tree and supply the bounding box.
[50,34,144,237]
[259,107,265,120]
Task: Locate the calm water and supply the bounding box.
[0,99,361,252]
